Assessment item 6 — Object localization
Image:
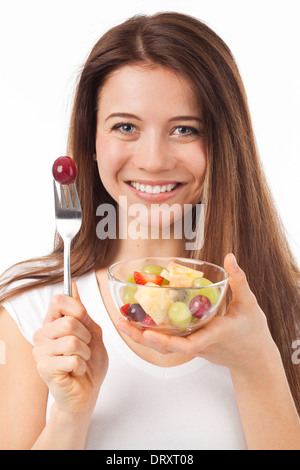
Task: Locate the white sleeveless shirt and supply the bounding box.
[2,271,247,450]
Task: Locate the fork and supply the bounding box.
[53,180,82,296]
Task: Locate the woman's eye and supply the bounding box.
[112,123,136,134]
[172,126,199,137]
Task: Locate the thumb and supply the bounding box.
[224,253,251,304]
[71,281,101,336]
[71,280,82,302]
[71,281,91,327]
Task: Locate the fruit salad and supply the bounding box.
[119,261,221,331]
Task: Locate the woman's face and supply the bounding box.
[95,64,206,227]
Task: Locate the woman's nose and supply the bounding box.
[134,131,176,173]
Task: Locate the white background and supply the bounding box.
[0,0,299,274]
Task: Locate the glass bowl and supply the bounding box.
[107,257,229,337]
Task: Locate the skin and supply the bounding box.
[0,64,299,450]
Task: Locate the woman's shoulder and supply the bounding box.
[1,279,62,346]
[1,271,95,346]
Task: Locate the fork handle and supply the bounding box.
[64,238,72,297]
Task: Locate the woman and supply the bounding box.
[0,12,299,450]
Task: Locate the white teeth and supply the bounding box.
[130,182,177,193]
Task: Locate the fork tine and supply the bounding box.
[53,180,60,211]
[66,185,73,209]
[72,182,81,211]
[60,185,67,210]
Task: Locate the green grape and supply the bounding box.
[141,265,170,285]
[190,277,220,305]
[141,265,164,275]
[168,302,192,330]
[122,285,137,304]
[122,274,137,304]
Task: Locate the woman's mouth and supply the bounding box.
[126,180,185,201]
[130,181,178,194]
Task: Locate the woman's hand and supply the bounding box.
[32,282,108,417]
[117,253,278,374]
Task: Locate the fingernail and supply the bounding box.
[118,323,130,336]
[231,254,238,269]
[84,314,90,326]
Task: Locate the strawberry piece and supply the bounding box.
[142,314,157,326]
[133,271,164,286]
[120,303,130,317]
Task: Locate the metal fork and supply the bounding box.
[53,180,82,296]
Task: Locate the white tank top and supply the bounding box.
[2,271,247,450]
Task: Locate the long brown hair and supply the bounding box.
[1,12,299,411]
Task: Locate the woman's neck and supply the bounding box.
[108,236,186,265]
[105,208,188,264]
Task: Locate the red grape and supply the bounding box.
[189,295,211,319]
[52,156,77,184]
[127,303,146,322]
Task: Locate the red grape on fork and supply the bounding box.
[52,157,81,296]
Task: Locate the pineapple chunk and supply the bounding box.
[134,282,173,325]
[166,261,204,287]
[160,268,170,281]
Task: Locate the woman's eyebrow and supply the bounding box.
[105,112,141,122]
[168,116,202,123]
[104,113,202,123]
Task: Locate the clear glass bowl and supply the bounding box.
[107,257,229,337]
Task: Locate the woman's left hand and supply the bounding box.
[117,253,279,374]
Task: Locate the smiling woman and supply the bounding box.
[0,12,299,451]
[95,65,206,216]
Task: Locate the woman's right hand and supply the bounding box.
[32,282,108,418]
